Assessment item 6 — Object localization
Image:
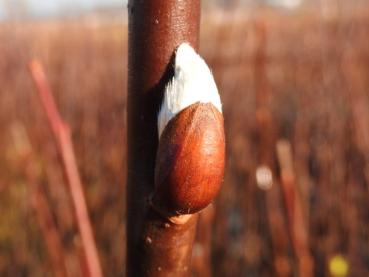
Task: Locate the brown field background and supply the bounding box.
[1,5,369,276]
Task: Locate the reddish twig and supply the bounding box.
[253,18,294,276]
[28,60,103,277]
[30,181,69,277]
[192,205,214,277]
[11,123,68,277]
[276,140,313,277]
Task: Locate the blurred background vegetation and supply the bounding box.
[1,0,369,276]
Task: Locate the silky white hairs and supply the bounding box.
[157,43,222,138]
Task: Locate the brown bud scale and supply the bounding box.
[154,102,225,216]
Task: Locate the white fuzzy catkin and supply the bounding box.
[157,43,222,138]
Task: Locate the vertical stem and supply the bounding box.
[12,124,68,277]
[276,140,314,277]
[29,61,103,277]
[29,182,68,277]
[254,18,293,275]
[127,0,200,276]
[192,205,214,277]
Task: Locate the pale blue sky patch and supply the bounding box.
[26,0,60,17]
[268,0,303,9]
[1,0,124,18]
[0,2,5,19]
[0,0,304,20]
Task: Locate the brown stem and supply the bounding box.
[30,181,68,277]
[192,205,215,277]
[276,140,314,277]
[127,0,201,275]
[28,61,103,277]
[12,124,68,277]
[253,18,294,276]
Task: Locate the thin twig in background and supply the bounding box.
[28,60,103,277]
[276,140,313,277]
[265,183,294,277]
[11,123,68,277]
[253,18,293,276]
[192,205,215,277]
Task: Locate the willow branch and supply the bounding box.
[127,1,208,276]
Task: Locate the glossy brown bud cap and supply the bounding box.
[153,102,225,216]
